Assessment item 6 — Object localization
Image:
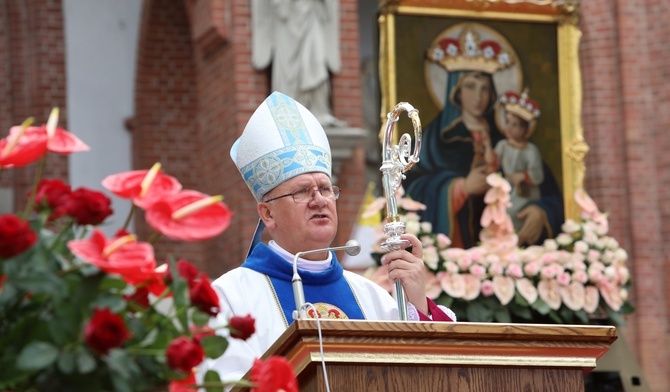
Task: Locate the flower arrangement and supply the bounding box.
[366,173,634,326]
[0,110,298,391]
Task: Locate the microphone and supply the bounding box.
[292,240,361,320]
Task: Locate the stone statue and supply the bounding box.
[251,0,345,127]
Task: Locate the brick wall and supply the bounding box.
[580,1,670,390]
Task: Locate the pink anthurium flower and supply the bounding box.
[102,163,182,209]
[574,188,599,216]
[67,229,158,285]
[146,190,232,241]
[43,108,89,154]
[462,274,483,301]
[516,278,538,304]
[560,281,585,311]
[438,272,466,299]
[598,280,623,312]
[538,279,562,310]
[492,276,515,305]
[583,286,600,314]
[0,118,48,168]
[425,271,442,300]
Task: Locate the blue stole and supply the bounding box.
[241,243,365,323]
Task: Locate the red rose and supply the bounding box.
[229,314,256,341]
[33,178,71,210]
[169,371,196,392]
[163,259,199,285]
[189,325,216,344]
[166,336,204,373]
[0,214,37,258]
[189,273,220,316]
[250,356,298,392]
[84,308,132,355]
[124,286,150,310]
[61,187,113,225]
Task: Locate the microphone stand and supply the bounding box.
[292,240,361,320]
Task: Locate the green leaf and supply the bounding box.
[76,349,97,374]
[16,341,59,370]
[513,291,530,307]
[57,350,76,374]
[493,307,511,323]
[11,272,67,297]
[466,301,493,322]
[574,310,590,324]
[531,298,551,315]
[139,328,160,348]
[92,294,127,313]
[192,310,212,327]
[204,370,224,392]
[559,307,574,323]
[620,301,635,314]
[201,335,229,359]
[99,276,129,291]
[548,310,563,324]
[605,307,626,326]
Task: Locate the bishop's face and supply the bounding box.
[260,172,338,258]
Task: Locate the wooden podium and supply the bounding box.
[234,320,616,392]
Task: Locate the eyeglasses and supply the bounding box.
[263,185,340,204]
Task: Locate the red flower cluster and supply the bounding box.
[229,314,256,341]
[168,259,220,316]
[32,178,113,224]
[84,308,132,355]
[166,336,205,373]
[250,356,299,392]
[0,214,37,258]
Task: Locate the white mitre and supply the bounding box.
[230,91,332,202]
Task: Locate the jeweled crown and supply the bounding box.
[427,25,514,74]
[499,89,540,123]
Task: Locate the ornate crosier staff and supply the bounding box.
[379,102,422,320]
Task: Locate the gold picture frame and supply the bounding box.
[378,0,586,239]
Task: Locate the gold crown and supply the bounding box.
[427,25,514,74]
[499,89,540,123]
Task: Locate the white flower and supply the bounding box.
[523,262,540,277]
[587,249,601,263]
[423,246,439,270]
[600,250,614,265]
[485,253,501,265]
[543,239,558,251]
[420,221,433,234]
[556,233,573,246]
[583,231,598,245]
[614,248,628,263]
[420,235,434,247]
[436,233,451,249]
[561,219,580,234]
[431,47,445,60]
[574,240,589,254]
[405,220,420,235]
[444,260,459,274]
[606,237,620,250]
[489,262,504,276]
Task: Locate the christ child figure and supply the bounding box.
[494,89,544,231]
